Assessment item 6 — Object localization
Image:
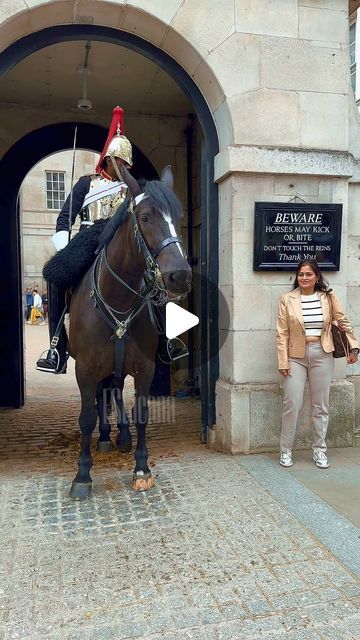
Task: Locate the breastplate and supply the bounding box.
[81,176,127,223]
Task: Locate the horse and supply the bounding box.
[67,166,192,500]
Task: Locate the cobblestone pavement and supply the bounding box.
[0,326,360,639]
[1,452,360,640]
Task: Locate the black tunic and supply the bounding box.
[55,175,91,232]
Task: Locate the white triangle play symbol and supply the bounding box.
[165,302,199,339]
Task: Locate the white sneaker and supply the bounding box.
[313,449,329,469]
[280,452,293,467]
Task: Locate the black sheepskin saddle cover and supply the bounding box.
[43,219,108,289]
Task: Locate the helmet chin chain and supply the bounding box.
[110,155,123,182]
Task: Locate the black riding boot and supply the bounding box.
[36,283,68,374]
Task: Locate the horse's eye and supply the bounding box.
[141,214,149,223]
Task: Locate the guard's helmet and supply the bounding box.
[96,106,133,172]
[105,133,132,167]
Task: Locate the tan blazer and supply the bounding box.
[276,288,359,370]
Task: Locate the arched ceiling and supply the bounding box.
[0,39,192,116]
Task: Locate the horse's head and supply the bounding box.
[121,165,192,299]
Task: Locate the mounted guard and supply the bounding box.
[36,106,187,374]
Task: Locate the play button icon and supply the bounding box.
[165,302,199,339]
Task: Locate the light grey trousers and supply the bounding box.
[280,342,334,453]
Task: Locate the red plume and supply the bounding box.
[96,106,124,173]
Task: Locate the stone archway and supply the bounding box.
[0,23,220,436]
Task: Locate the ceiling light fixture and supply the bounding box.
[77,41,93,111]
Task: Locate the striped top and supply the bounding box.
[301,293,323,336]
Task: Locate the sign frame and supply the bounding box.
[253,202,342,271]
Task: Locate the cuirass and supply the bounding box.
[81,176,127,222]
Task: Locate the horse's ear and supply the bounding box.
[120,164,142,197]
[160,165,174,190]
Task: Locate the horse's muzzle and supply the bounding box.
[163,268,192,297]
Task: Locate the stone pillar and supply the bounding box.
[209,147,359,454]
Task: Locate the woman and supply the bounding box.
[28,289,45,325]
[276,259,359,469]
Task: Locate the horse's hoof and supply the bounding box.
[96,439,114,453]
[69,481,92,500]
[131,472,155,491]
[116,437,132,453]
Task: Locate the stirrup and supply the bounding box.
[158,337,188,364]
[36,348,67,374]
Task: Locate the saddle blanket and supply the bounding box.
[43,219,107,289]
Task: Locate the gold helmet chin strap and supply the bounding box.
[109,154,123,181]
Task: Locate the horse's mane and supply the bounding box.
[98,179,183,248]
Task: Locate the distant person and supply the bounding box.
[41,290,48,320]
[276,259,359,469]
[28,289,45,325]
[25,288,33,321]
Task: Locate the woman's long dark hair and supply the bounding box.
[292,259,331,293]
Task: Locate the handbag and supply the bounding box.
[327,293,351,359]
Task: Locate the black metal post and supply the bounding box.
[185,114,195,389]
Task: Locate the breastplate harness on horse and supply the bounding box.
[89,193,185,376]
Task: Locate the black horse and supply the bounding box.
[67,166,191,499]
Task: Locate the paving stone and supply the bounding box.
[171,608,199,629]
[342,585,360,599]
[266,631,323,640]
[145,613,174,635]
[318,623,356,640]
[339,614,360,636]
[270,591,318,610]
[193,606,223,626]
[91,626,118,640]
[305,601,358,624]
[117,619,148,639]
[219,603,246,620]
[317,587,343,602]
[244,599,272,616]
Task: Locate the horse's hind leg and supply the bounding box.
[96,376,114,453]
[69,368,98,500]
[113,375,132,453]
[132,371,155,491]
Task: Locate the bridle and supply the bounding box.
[133,192,184,264]
[90,192,187,340]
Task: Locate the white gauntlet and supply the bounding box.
[52,230,69,251]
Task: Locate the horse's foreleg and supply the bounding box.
[112,376,132,453]
[96,376,114,453]
[132,373,154,491]
[69,369,98,500]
